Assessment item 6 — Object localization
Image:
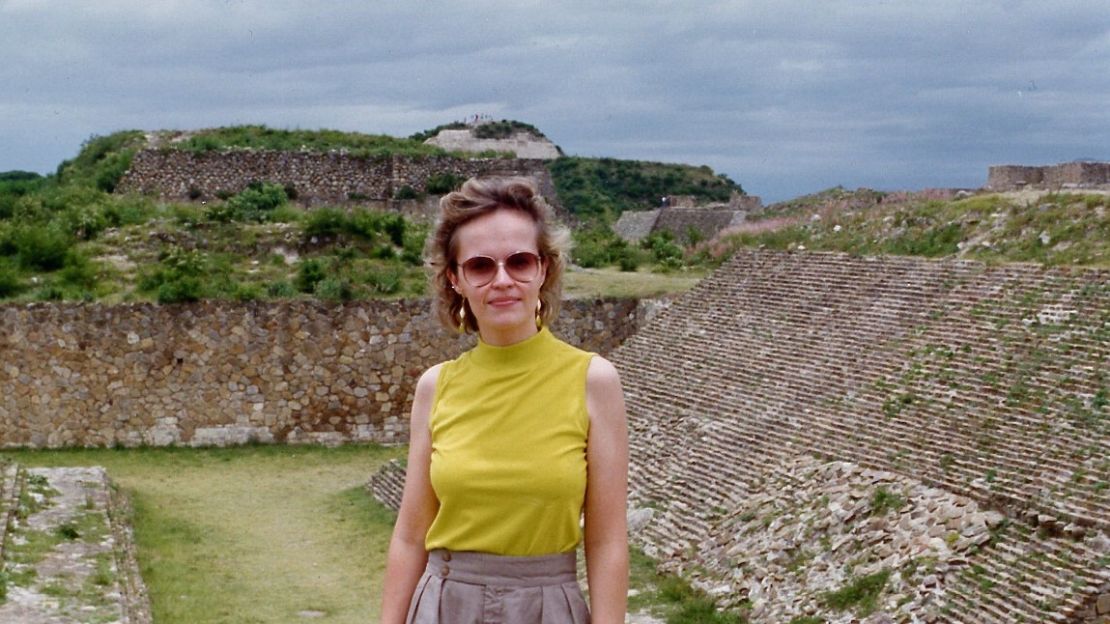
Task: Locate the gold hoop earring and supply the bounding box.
[535,299,543,331]
[457,304,468,334]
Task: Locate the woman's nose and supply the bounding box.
[489,263,514,286]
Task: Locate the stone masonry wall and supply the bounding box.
[610,250,1109,623]
[0,298,641,449]
[115,149,556,207]
[988,162,1110,191]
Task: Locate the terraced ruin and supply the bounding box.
[609,249,1109,623]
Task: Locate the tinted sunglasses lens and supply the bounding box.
[462,256,497,285]
[505,252,540,281]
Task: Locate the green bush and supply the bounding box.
[12,223,73,270]
[208,182,288,223]
[59,250,99,289]
[304,208,348,237]
[425,172,465,195]
[366,266,403,294]
[0,258,24,297]
[138,247,208,303]
[266,280,297,298]
[56,131,144,190]
[102,195,157,227]
[642,232,684,264]
[295,258,327,293]
[59,203,109,240]
[232,283,262,301]
[314,277,353,301]
[393,185,419,200]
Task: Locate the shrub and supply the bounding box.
[295,258,327,293]
[573,226,629,268]
[233,283,262,301]
[642,232,684,264]
[13,223,73,270]
[366,266,403,294]
[60,203,109,240]
[157,277,203,303]
[304,208,348,237]
[138,247,208,303]
[59,250,99,289]
[0,259,23,297]
[425,173,465,195]
[209,182,288,223]
[102,195,156,227]
[314,277,354,301]
[266,280,297,298]
[393,185,419,200]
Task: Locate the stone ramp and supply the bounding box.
[0,466,151,624]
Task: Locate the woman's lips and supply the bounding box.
[487,297,519,307]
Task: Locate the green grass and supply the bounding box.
[821,569,891,616]
[1,444,403,624]
[563,266,706,299]
[627,548,749,623]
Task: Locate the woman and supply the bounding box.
[380,176,629,623]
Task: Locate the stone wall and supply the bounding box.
[115,149,556,207]
[654,207,746,243]
[613,206,747,244]
[0,298,642,449]
[610,249,1109,622]
[988,162,1110,191]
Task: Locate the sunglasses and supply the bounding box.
[457,251,543,287]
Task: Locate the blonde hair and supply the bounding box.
[426,176,570,333]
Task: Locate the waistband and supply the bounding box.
[424,549,577,587]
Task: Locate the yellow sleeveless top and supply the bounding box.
[425,328,593,556]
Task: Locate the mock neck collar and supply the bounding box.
[470,327,555,369]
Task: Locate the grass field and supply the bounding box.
[1,444,404,624]
[1,444,745,623]
[563,266,707,299]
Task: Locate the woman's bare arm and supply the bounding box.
[583,355,630,624]
[379,364,441,624]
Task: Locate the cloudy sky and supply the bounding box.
[1,1,1107,202]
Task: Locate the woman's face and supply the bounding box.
[450,208,547,346]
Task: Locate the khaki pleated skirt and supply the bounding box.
[405,549,590,624]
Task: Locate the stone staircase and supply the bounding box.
[611,250,1109,623]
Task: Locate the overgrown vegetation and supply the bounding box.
[171,125,449,159]
[710,190,1110,267]
[408,119,546,143]
[550,156,744,222]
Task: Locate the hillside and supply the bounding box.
[0,125,738,303]
[703,187,1110,268]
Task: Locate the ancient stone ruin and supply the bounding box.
[609,249,1109,623]
[987,162,1110,192]
[0,299,642,449]
[115,149,557,208]
[613,193,763,244]
[422,126,561,160]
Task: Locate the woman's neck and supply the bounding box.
[478,323,540,347]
